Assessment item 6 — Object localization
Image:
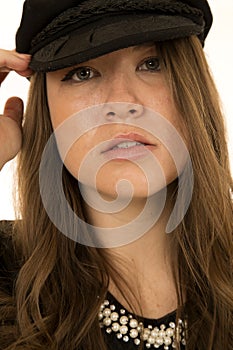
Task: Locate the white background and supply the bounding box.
[0,0,232,219]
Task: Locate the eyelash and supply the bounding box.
[61,56,161,83]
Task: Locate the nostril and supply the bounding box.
[107,111,116,117]
[129,109,137,114]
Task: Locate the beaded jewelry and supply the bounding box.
[99,299,186,349]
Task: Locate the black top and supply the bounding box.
[0,221,185,349]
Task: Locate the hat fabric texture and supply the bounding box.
[16,0,213,72]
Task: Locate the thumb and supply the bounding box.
[3,97,24,127]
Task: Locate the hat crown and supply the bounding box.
[16,0,212,54]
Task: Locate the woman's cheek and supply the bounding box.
[62,136,91,180]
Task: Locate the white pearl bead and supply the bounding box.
[112,322,120,332]
[119,325,128,335]
[159,330,166,338]
[130,329,138,338]
[103,308,111,317]
[155,337,164,345]
[129,319,138,328]
[151,329,159,337]
[164,336,172,346]
[123,336,129,342]
[147,336,156,344]
[103,317,111,327]
[120,316,128,325]
[166,327,174,337]
[110,312,119,321]
[134,338,141,345]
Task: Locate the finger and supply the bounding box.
[16,67,34,78]
[3,97,24,127]
[0,49,31,83]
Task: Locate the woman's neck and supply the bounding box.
[107,203,177,319]
[83,183,178,318]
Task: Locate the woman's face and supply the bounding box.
[46,43,187,200]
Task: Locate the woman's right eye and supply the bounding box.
[61,67,99,82]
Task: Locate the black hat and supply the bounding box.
[16,0,213,72]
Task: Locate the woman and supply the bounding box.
[0,1,232,349]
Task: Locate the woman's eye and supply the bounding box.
[138,57,161,72]
[61,67,98,82]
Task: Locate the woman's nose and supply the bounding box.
[103,102,144,121]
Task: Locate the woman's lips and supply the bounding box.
[101,132,157,161]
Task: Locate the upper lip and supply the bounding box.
[101,132,156,153]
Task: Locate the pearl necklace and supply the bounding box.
[99,298,186,349]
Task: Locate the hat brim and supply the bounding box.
[30,13,205,72]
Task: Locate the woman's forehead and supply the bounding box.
[72,44,158,65]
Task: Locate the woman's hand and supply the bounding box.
[0,49,32,170]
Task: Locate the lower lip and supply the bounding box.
[102,145,156,161]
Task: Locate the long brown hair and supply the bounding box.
[0,36,232,349]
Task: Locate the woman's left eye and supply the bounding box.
[61,67,99,82]
[138,57,161,72]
